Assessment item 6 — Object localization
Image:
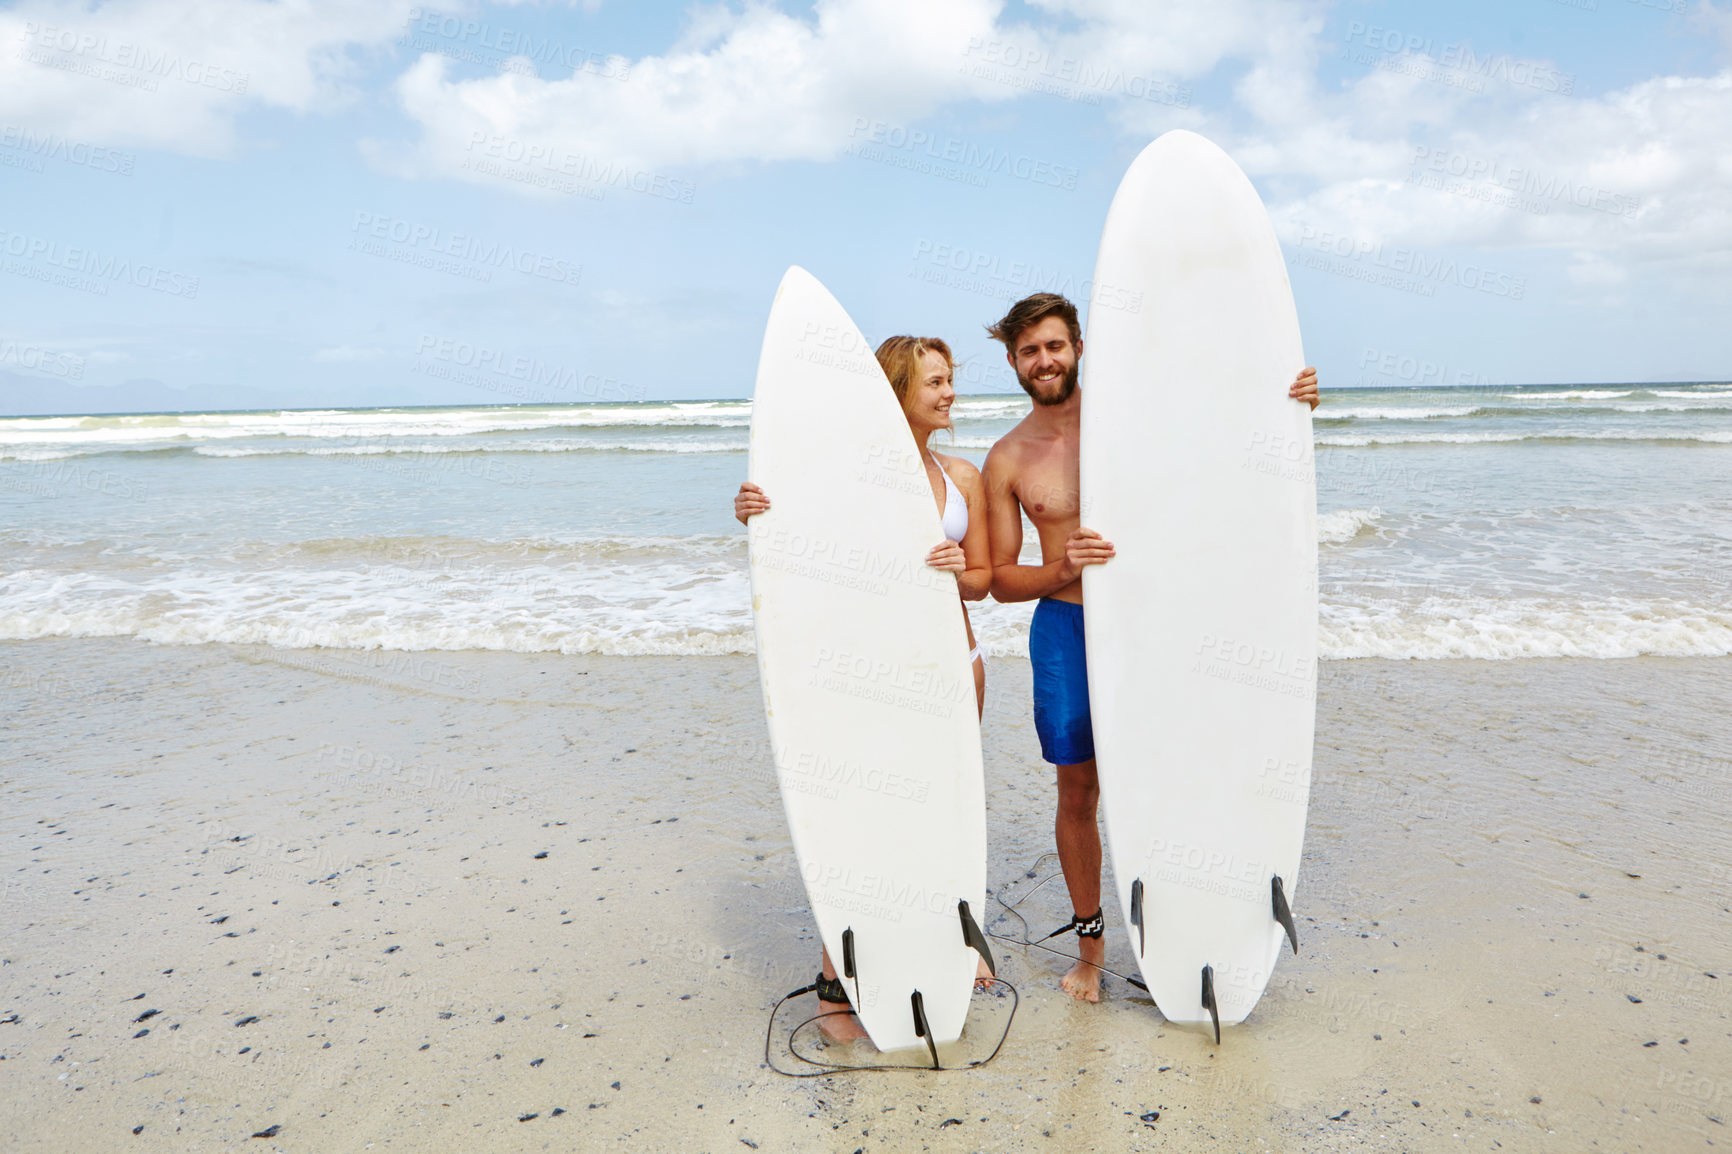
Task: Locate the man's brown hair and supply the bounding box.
[986,293,1081,349]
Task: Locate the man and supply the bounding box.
[981,293,1319,1003]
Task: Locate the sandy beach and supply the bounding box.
[2,638,1727,1151]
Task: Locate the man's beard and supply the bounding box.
[1017,360,1079,407]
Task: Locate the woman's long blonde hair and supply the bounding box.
[875,335,955,407]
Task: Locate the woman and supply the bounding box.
[734,334,992,1044]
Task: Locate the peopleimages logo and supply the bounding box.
[1358,346,1501,388]
[0,339,84,379]
[909,238,1142,313]
[1141,840,1274,904]
[806,645,972,719]
[775,743,932,805]
[462,132,695,205]
[1241,428,1313,485]
[20,21,250,93]
[801,859,959,919]
[958,37,1191,109]
[401,8,631,79]
[1292,226,1526,300]
[1409,146,1641,219]
[791,320,879,376]
[1,457,147,500]
[1191,631,1315,700]
[0,124,133,176]
[0,228,199,298]
[753,521,950,594]
[413,334,644,402]
[350,211,582,286]
[1255,756,1312,806]
[847,118,1080,190]
[1340,22,1575,95]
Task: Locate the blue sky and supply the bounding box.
[1,0,1728,413]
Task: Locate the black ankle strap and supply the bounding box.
[1072,908,1104,939]
[814,972,851,1006]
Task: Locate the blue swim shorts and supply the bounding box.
[1029,597,1094,766]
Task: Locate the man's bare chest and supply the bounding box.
[1015,449,1083,523]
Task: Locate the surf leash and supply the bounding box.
[986,852,1149,992]
[763,976,1019,1078]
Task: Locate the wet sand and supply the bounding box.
[1,638,1727,1151]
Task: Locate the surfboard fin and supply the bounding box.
[841,927,857,979]
[1129,878,1145,957]
[1200,964,1221,1045]
[910,990,940,1070]
[1271,876,1299,955]
[957,901,996,977]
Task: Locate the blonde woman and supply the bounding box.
[734,334,991,1044]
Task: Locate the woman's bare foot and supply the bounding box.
[976,949,1004,991]
[975,956,995,990]
[816,997,870,1043]
[1060,934,1105,1003]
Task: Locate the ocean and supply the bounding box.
[2,383,1728,661]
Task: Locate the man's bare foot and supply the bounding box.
[1060,935,1105,1003]
[816,998,870,1044]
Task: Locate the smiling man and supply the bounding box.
[981,292,1319,1003]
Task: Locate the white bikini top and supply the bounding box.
[933,454,968,543]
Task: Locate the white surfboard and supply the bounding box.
[1079,131,1316,1037]
[747,266,988,1053]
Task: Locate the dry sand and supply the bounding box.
[2,638,1728,1151]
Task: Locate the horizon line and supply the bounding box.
[3,379,1730,421]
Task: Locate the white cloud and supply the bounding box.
[1249,63,1732,276]
[1067,15,1732,281]
[8,0,1724,286]
[372,0,1732,286]
[0,0,414,156]
[1026,0,1324,84]
[379,0,1003,183]
[1699,0,1732,60]
[380,0,1319,187]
